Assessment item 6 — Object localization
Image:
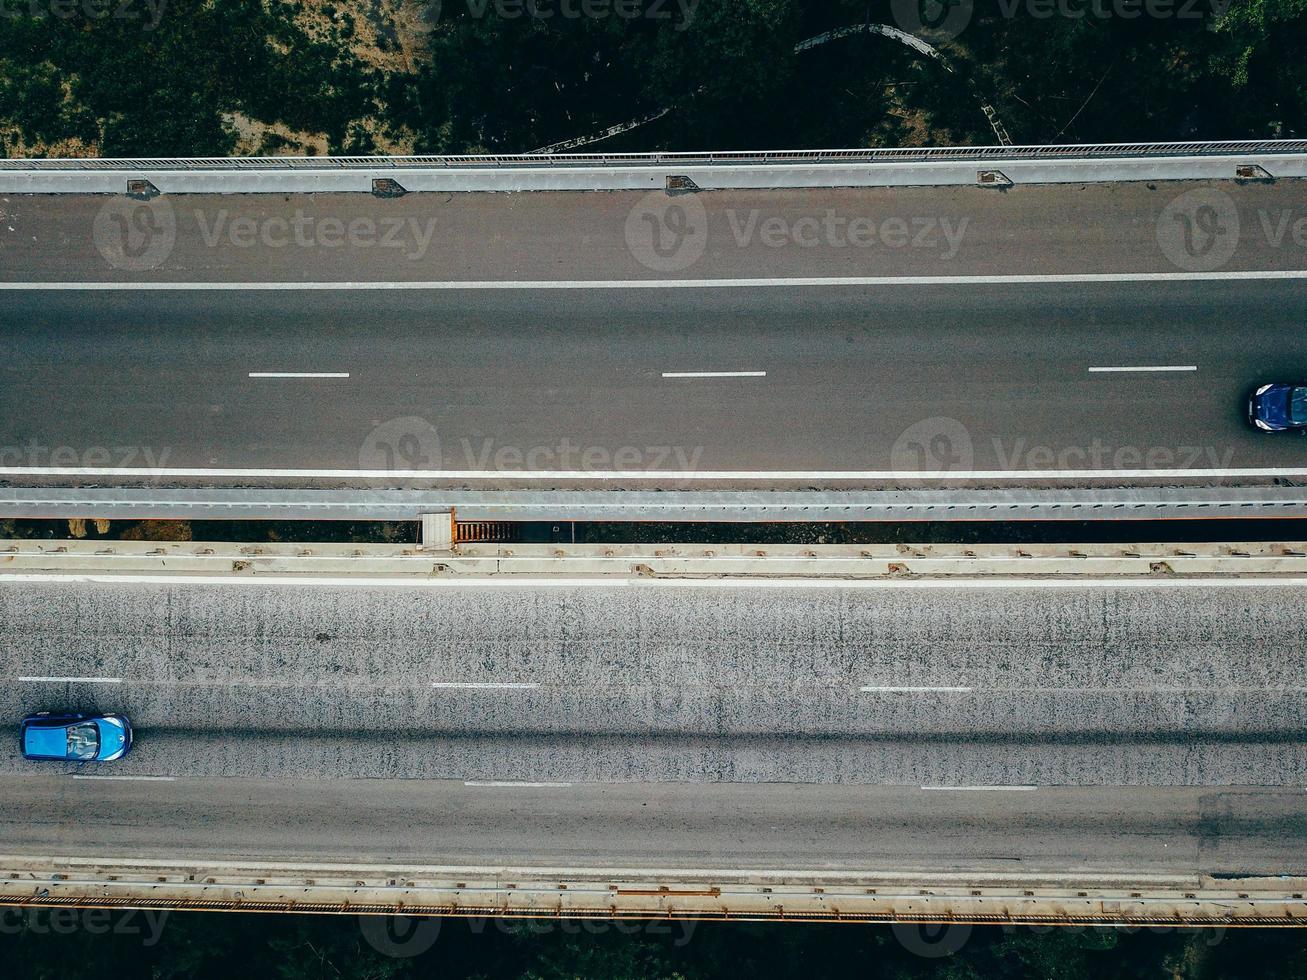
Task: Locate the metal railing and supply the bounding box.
[3,139,1307,170]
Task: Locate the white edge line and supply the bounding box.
[464,781,572,788]
[19,676,122,684]
[1087,366,1198,373]
[860,686,973,693]
[432,682,540,690]
[4,573,1307,590]
[3,271,1307,289]
[5,466,1307,479]
[662,371,767,378]
[921,785,1038,791]
[71,775,176,782]
[247,372,350,379]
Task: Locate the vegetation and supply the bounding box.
[2,0,1305,156]
[6,912,1307,979]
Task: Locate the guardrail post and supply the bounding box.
[126,178,160,200]
[372,177,408,198]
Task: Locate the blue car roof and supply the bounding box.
[23,725,68,759]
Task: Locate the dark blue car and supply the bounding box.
[20,712,133,762]
[1249,384,1307,432]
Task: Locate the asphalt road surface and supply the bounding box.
[4,182,1307,283]
[2,182,1306,487]
[3,577,1306,784]
[3,777,1304,877]
[1,281,1307,482]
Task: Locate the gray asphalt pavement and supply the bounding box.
[3,578,1306,783]
[4,182,1307,283]
[2,280,1307,480]
[2,776,1303,876]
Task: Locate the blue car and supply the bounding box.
[1249,383,1307,432]
[20,712,133,762]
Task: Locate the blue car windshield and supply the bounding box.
[66,723,99,760]
[1292,388,1307,425]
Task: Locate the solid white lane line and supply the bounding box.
[6,466,1307,479]
[1088,365,1197,373]
[72,774,176,782]
[5,573,1307,590]
[4,271,1307,289]
[464,781,572,788]
[432,682,539,690]
[860,686,973,693]
[247,372,349,378]
[921,785,1038,791]
[662,371,767,379]
[19,675,122,684]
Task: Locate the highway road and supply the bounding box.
[2,181,1307,487]
[3,576,1306,784]
[1,281,1307,483]
[3,777,1304,877]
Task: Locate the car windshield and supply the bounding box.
[66,722,99,761]
[1291,388,1307,425]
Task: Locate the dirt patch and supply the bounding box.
[289,0,435,74]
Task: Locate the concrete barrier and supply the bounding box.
[0,855,1299,924]
[4,149,1307,194]
[3,539,1306,580]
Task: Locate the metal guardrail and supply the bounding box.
[5,486,1307,523]
[4,140,1307,170]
